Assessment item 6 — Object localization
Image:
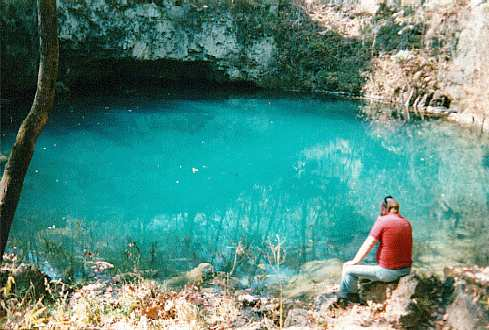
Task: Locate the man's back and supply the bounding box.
[370,213,412,269]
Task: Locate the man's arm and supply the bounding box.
[344,235,378,265]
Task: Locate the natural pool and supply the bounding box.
[2,91,489,283]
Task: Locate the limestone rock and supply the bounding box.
[234,318,276,330]
[384,275,420,326]
[185,262,214,283]
[359,280,398,304]
[384,275,443,328]
[1,0,278,93]
[1,0,371,96]
[284,259,342,299]
[442,0,489,128]
[444,266,489,329]
[166,263,214,288]
[425,106,453,118]
[314,291,338,312]
[446,286,489,330]
[284,308,310,327]
[357,0,382,14]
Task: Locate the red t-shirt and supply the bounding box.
[369,213,412,269]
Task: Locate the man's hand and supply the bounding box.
[344,236,378,269]
[344,260,358,267]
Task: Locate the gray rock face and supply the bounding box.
[2,0,279,94]
[284,308,310,328]
[358,279,398,304]
[3,0,487,124]
[446,286,489,330]
[384,275,421,326]
[56,0,274,74]
[1,0,372,97]
[444,2,489,97]
[442,1,489,127]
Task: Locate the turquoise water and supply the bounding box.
[2,92,489,280]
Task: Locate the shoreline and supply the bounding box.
[4,87,486,136]
[1,257,488,329]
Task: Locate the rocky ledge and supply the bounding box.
[1,259,488,329]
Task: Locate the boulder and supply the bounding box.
[385,274,443,328]
[385,275,420,325]
[284,308,310,327]
[444,266,489,329]
[358,279,399,304]
[446,286,489,330]
[166,263,215,288]
[0,264,50,300]
[186,262,214,284]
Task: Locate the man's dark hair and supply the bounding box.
[383,196,400,213]
[383,195,393,208]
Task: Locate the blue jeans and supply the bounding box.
[339,264,410,298]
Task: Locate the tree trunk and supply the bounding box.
[0,0,59,259]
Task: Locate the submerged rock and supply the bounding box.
[284,259,342,299]
[166,262,215,288]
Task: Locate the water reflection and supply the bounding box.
[366,119,489,267]
[5,97,489,282]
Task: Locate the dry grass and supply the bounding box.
[0,257,206,329]
[0,236,300,330]
[0,257,281,329]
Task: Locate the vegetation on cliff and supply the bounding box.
[1,0,488,130]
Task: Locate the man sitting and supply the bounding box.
[338,196,412,303]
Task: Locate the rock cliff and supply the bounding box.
[1,0,369,96]
[1,0,488,129]
[361,0,489,130]
[442,0,489,131]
